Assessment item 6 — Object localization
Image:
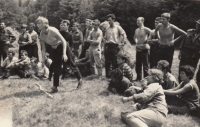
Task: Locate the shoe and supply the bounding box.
[49,87,58,93]
[76,81,83,89]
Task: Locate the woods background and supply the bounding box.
[1,0,200,44]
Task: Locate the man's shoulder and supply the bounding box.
[166,72,177,82]
[49,26,59,33]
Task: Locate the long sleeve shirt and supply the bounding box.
[134,83,168,116]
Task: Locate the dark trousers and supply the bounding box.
[28,44,38,59]
[0,44,9,62]
[149,45,159,68]
[158,45,174,70]
[51,44,82,87]
[79,42,90,59]
[135,50,149,80]
[104,43,120,78]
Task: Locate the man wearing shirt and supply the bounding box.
[104,14,126,78]
[36,16,82,93]
[87,19,103,78]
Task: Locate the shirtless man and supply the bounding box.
[155,13,187,70]
[134,17,151,81]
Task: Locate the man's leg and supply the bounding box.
[136,51,142,81]
[94,48,102,78]
[167,46,175,69]
[111,45,119,71]
[66,45,82,89]
[142,50,149,78]
[104,45,112,78]
[2,45,9,60]
[89,47,96,75]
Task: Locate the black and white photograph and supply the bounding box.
[0,0,200,127]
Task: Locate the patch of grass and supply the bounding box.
[0,45,200,127]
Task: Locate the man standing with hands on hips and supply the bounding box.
[104,14,126,78]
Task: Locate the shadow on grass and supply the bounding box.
[0,90,44,101]
[192,116,200,125]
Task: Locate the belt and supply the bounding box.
[159,43,174,47]
[105,43,118,47]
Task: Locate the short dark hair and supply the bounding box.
[111,68,123,81]
[117,53,129,63]
[179,65,195,80]
[61,20,70,26]
[157,60,170,72]
[20,50,28,56]
[29,22,35,28]
[8,50,15,56]
[107,14,116,20]
[31,57,39,63]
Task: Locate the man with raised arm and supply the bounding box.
[134,17,151,81]
[155,13,187,70]
[36,16,82,93]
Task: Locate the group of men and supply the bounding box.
[0,12,200,93]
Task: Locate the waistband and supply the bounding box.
[105,43,118,46]
[159,43,174,47]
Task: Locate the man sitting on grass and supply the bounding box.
[107,53,134,95]
[164,65,199,116]
[30,57,49,80]
[2,50,32,79]
[1,50,18,78]
[121,69,167,127]
[75,49,91,77]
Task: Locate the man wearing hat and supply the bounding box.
[18,24,32,59]
[0,22,17,64]
[87,19,103,78]
[155,12,187,71]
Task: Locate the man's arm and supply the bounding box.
[118,26,126,45]
[40,39,46,65]
[53,30,68,62]
[172,25,187,43]
[88,31,103,45]
[133,29,138,44]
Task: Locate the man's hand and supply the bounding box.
[63,54,68,62]
[5,41,10,45]
[178,52,182,60]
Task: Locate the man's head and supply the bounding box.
[196,19,200,32]
[21,24,27,32]
[161,13,170,24]
[0,22,6,29]
[28,23,35,32]
[147,69,164,84]
[45,52,50,61]
[20,50,28,60]
[110,68,123,83]
[60,20,70,31]
[93,19,100,30]
[137,17,144,27]
[36,16,49,31]
[107,14,116,26]
[157,60,170,73]
[155,17,161,27]
[186,29,195,37]
[179,65,194,81]
[85,19,91,28]
[7,50,15,59]
[117,53,128,65]
[72,22,79,32]
[30,57,39,66]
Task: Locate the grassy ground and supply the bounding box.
[0,44,200,127]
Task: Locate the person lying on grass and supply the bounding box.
[121,69,167,127]
[30,57,49,80]
[164,65,200,116]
